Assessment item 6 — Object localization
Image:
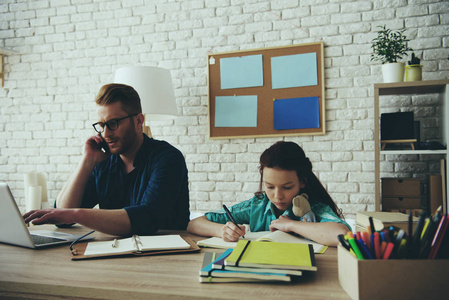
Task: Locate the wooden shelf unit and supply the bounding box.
[374,79,449,212]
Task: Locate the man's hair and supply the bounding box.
[95,83,142,115]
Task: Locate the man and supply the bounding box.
[23,84,190,236]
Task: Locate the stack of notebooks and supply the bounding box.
[199,240,317,283]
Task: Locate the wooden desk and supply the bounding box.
[0,225,350,299]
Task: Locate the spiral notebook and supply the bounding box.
[71,234,200,260]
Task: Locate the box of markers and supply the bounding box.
[337,245,449,300]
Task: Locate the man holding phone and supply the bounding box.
[23,84,190,236]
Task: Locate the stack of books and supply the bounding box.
[199,240,317,283]
[355,211,418,232]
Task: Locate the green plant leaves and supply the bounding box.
[371,25,413,64]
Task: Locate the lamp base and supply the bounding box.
[143,125,152,138]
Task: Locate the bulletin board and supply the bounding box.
[207,42,325,139]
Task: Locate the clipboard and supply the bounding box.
[71,235,200,260]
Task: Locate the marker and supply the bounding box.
[338,234,351,251]
[361,231,371,251]
[396,239,407,258]
[370,233,375,257]
[374,232,381,259]
[348,238,364,260]
[111,239,117,248]
[382,242,394,259]
[380,241,387,256]
[413,211,426,251]
[222,204,245,238]
[357,238,374,259]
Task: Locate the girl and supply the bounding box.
[187,141,351,246]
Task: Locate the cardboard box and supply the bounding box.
[337,245,449,300]
[382,196,420,210]
[381,178,420,197]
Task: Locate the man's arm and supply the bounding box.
[23,208,132,236]
[22,134,134,236]
[57,134,110,208]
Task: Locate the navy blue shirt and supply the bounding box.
[80,134,190,235]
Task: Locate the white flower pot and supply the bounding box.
[381,62,405,83]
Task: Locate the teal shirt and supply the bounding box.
[205,194,351,232]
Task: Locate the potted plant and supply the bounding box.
[405,53,422,81]
[371,25,413,83]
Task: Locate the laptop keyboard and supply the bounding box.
[31,234,66,245]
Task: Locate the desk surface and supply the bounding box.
[0,225,350,300]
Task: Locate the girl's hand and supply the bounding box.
[269,215,294,232]
[221,221,246,242]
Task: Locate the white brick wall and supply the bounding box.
[1,0,448,218]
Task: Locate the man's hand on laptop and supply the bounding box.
[23,208,76,226]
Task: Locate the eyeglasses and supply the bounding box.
[92,114,138,133]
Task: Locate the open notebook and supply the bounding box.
[197,230,327,253]
[71,234,200,260]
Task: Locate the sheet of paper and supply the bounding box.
[273,96,320,130]
[84,237,135,256]
[215,95,257,127]
[220,54,263,89]
[271,52,318,89]
[139,235,190,251]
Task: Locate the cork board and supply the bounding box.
[207,42,325,139]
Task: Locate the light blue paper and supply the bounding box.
[273,96,320,130]
[220,55,263,89]
[271,52,318,89]
[215,95,257,127]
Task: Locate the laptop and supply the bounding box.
[0,182,94,249]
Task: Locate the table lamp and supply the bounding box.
[113,66,178,137]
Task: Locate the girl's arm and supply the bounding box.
[269,216,349,246]
[187,216,246,242]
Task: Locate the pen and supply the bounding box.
[222,204,244,238]
[111,239,117,248]
[368,216,375,234]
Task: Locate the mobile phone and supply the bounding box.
[99,140,110,154]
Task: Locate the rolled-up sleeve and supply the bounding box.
[205,199,252,225]
[312,202,352,231]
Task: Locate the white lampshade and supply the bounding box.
[113,66,178,120]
